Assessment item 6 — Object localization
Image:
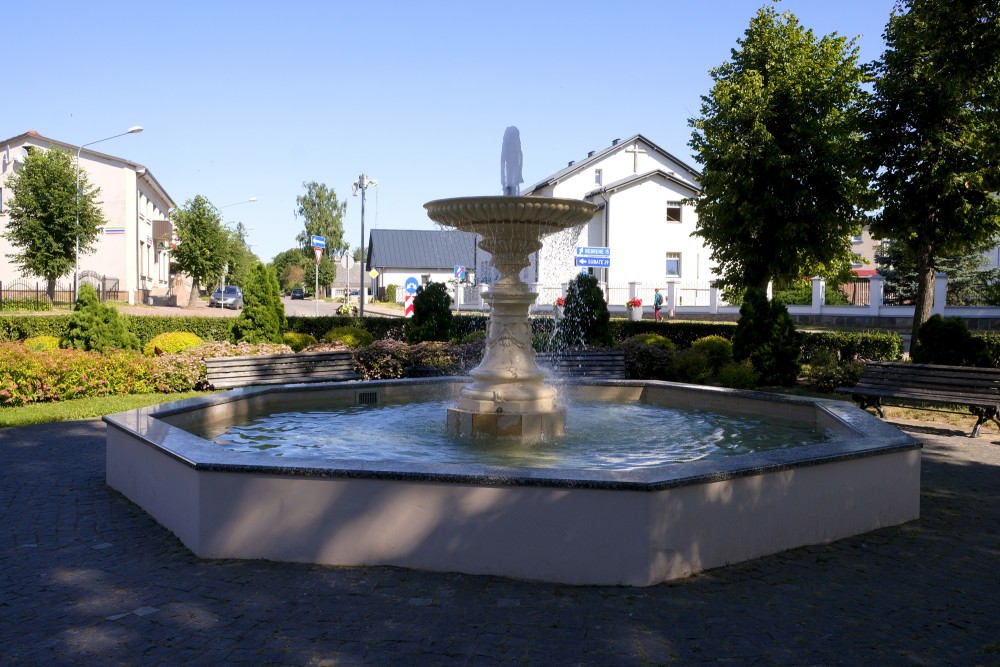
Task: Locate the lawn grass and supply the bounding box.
[0,391,213,428]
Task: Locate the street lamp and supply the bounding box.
[74,125,143,300]
[352,174,377,317]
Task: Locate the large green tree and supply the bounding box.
[220,221,257,289]
[294,181,349,256]
[2,147,106,299]
[269,246,335,295]
[865,0,1000,333]
[169,195,229,307]
[688,6,871,291]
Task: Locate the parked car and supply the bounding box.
[209,285,244,309]
[290,287,305,300]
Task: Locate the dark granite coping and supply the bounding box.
[103,378,921,493]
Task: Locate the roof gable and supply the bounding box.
[585,169,701,199]
[522,133,701,195]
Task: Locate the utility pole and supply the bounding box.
[351,174,377,318]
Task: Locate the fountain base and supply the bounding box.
[447,406,565,438]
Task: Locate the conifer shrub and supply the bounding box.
[231,263,286,344]
[560,273,612,349]
[142,331,204,356]
[732,288,801,386]
[61,284,140,352]
[406,282,453,343]
[670,347,713,384]
[323,326,374,348]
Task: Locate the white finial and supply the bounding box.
[500,126,523,196]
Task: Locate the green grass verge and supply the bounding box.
[0,391,213,429]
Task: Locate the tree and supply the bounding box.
[169,196,229,307]
[560,273,612,349]
[876,239,1000,306]
[688,6,871,291]
[269,246,335,295]
[3,147,106,299]
[231,263,286,344]
[294,182,349,256]
[220,221,257,289]
[865,0,1000,334]
[732,287,800,386]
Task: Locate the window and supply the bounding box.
[421,274,431,285]
[851,233,863,244]
[594,169,602,185]
[0,187,3,213]
[852,253,864,267]
[666,252,681,277]
[666,201,682,223]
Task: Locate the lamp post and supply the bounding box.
[74,125,143,301]
[218,198,257,287]
[351,174,377,318]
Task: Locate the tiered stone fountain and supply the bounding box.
[425,129,596,437]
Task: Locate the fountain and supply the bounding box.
[102,130,921,586]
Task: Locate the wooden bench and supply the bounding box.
[205,351,359,389]
[836,361,1000,437]
[535,351,627,380]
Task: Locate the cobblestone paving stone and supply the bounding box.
[1,418,998,666]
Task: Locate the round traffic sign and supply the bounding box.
[405,277,419,294]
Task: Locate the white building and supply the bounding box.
[0,131,175,305]
[522,134,714,291]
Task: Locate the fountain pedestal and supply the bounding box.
[425,196,597,438]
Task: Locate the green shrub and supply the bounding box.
[631,333,676,350]
[620,337,674,380]
[800,330,904,363]
[718,360,758,389]
[1,297,52,312]
[460,330,486,344]
[0,343,153,406]
[353,339,484,380]
[803,349,865,393]
[406,282,453,343]
[670,348,712,384]
[23,335,60,351]
[323,326,374,348]
[385,284,398,303]
[283,331,318,352]
[61,284,140,352]
[690,335,733,373]
[561,273,612,349]
[911,315,991,367]
[142,331,204,357]
[733,288,801,386]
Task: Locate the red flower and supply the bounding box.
[555,297,565,307]
[626,297,642,308]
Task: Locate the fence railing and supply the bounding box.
[0,276,122,310]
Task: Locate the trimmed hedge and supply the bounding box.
[799,330,904,363]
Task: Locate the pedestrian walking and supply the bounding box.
[654,288,663,321]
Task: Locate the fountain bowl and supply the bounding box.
[104,378,920,587]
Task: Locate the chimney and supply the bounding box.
[587,151,595,157]
[568,161,575,167]
[612,138,621,146]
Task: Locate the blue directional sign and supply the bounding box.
[404,276,420,294]
[310,234,326,249]
[575,246,610,256]
[576,257,611,268]
[454,265,466,280]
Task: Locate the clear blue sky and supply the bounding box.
[8,0,897,263]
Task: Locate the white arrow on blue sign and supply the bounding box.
[576,257,611,268]
[310,235,326,249]
[576,246,610,256]
[404,277,420,294]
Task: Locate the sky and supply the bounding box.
[7,0,898,264]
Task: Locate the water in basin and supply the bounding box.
[204,400,832,470]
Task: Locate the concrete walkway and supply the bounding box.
[1,418,998,666]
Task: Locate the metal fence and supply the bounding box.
[0,275,122,310]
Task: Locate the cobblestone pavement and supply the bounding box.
[1,418,998,666]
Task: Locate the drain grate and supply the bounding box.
[356,390,379,406]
